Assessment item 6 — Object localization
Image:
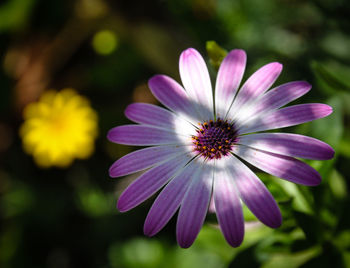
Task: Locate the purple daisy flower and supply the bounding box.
[107,48,334,248]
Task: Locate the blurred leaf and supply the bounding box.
[193,225,234,262]
[293,211,322,244]
[1,181,35,218]
[312,61,350,94]
[0,0,36,32]
[206,41,227,70]
[328,169,347,199]
[307,96,343,150]
[299,242,345,268]
[170,246,224,268]
[76,186,113,217]
[260,246,321,268]
[274,179,313,214]
[0,225,21,263]
[333,231,350,251]
[109,238,165,268]
[228,245,260,267]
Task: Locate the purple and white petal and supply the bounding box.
[232,145,322,186]
[253,81,312,114]
[227,156,282,228]
[148,75,201,124]
[125,102,196,136]
[107,125,190,146]
[228,62,282,119]
[234,81,311,127]
[176,163,214,248]
[215,49,246,118]
[144,161,200,236]
[109,145,189,178]
[213,159,244,247]
[179,48,214,121]
[117,153,191,212]
[238,133,334,160]
[125,103,178,127]
[239,103,333,134]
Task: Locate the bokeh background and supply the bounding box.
[1,0,350,267]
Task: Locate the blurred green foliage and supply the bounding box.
[0,0,350,267]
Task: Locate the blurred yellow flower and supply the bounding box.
[20,89,98,168]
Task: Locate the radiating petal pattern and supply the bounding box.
[107,125,188,145]
[234,81,311,127]
[213,159,244,247]
[108,47,334,249]
[148,75,201,124]
[144,161,200,236]
[109,145,188,177]
[233,145,322,186]
[176,162,214,248]
[238,133,334,160]
[240,103,333,134]
[125,102,196,136]
[180,48,214,121]
[117,154,191,212]
[125,102,178,127]
[228,62,282,119]
[215,49,246,118]
[228,156,282,228]
[253,81,312,114]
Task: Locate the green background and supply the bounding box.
[0,0,350,267]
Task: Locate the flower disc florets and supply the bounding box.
[192,118,237,159]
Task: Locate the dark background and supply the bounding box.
[0,0,350,267]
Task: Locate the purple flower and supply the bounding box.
[107,48,334,248]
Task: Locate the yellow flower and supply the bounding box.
[20,89,98,168]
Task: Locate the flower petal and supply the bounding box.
[238,133,334,160]
[124,102,196,136]
[148,75,200,124]
[227,156,282,228]
[233,145,322,186]
[117,153,191,212]
[228,62,282,118]
[254,81,312,114]
[107,125,187,146]
[109,145,188,178]
[179,48,214,121]
[143,161,199,236]
[125,103,177,127]
[176,163,214,248]
[240,103,333,134]
[213,159,244,247]
[234,81,311,127]
[215,49,247,118]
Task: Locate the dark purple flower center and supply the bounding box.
[192,118,238,160]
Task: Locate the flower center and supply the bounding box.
[192,118,238,160]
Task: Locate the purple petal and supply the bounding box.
[240,103,333,134]
[143,161,199,236]
[176,165,213,248]
[109,146,188,178]
[179,48,214,121]
[107,125,185,146]
[229,62,282,117]
[238,133,334,160]
[213,160,244,247]
[215,49,247,118]
[234,81,312,127]
[148,75,200,123]
[117,154,191,212]
[254,81,312,114]
[227,156,282,228]
[125,103,177,127]
[232,145,322,186]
